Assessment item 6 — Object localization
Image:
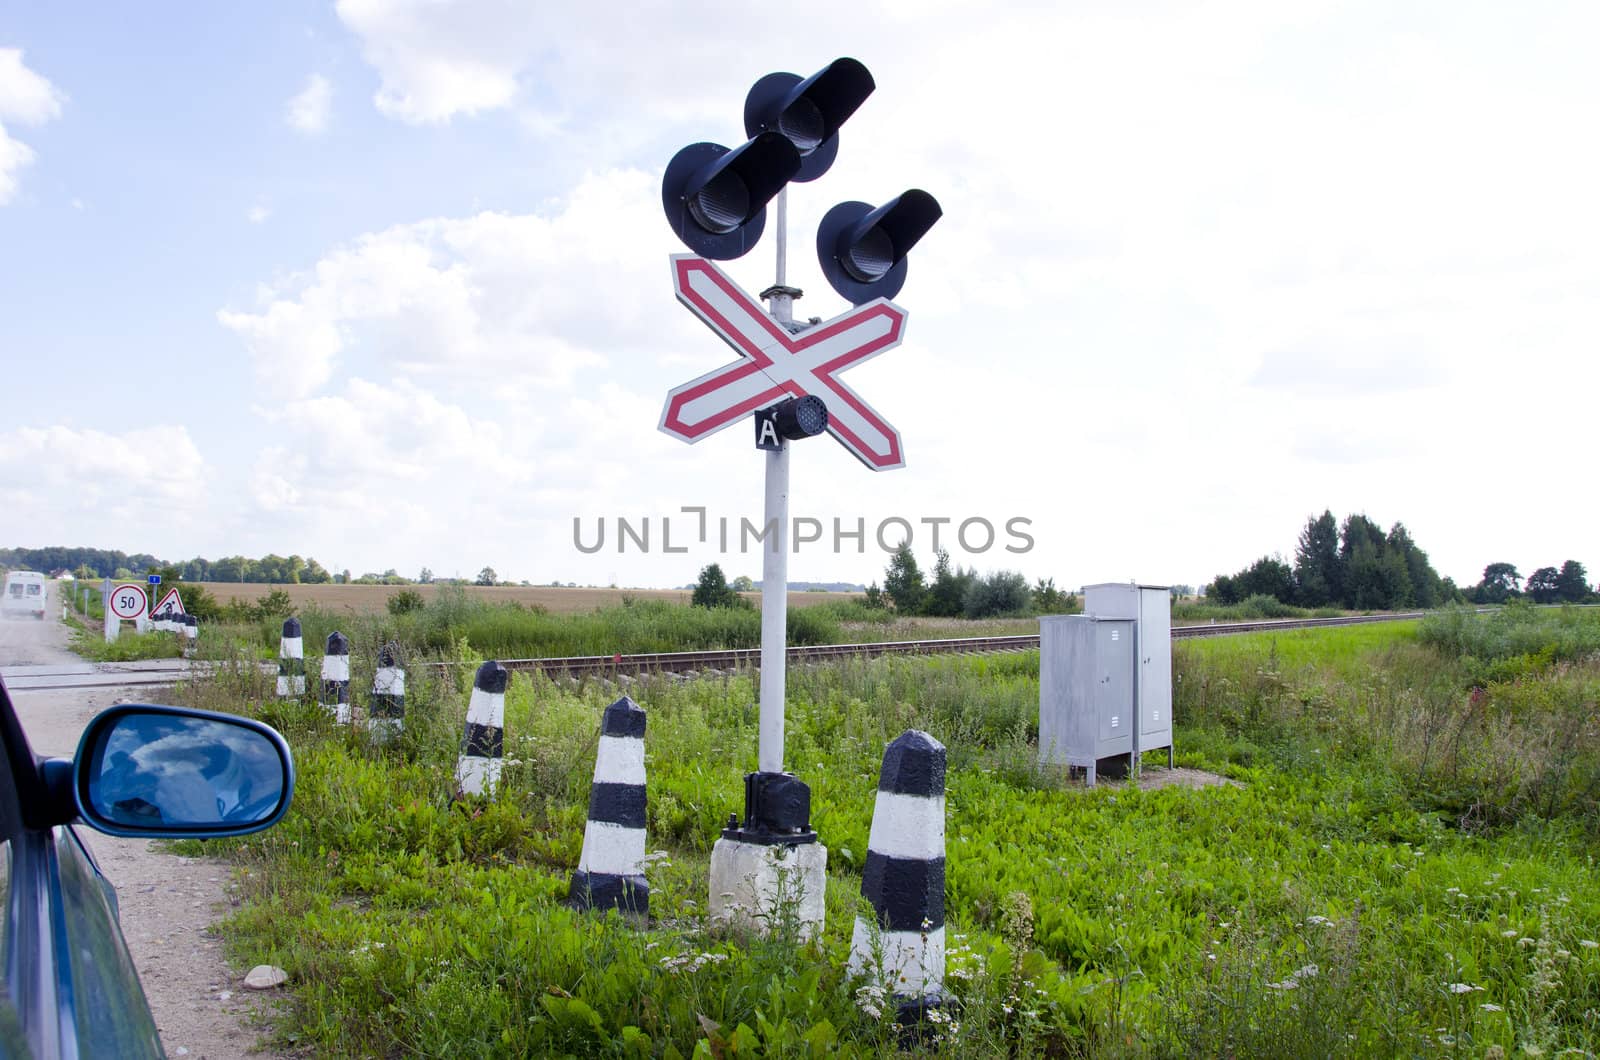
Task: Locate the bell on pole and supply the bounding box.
[816,190,943,304]
[661,132,801,260]
[743,58,875,183]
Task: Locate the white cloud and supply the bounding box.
[285,73,332,135]
[0,425,212,546]
[248,203,271,224]
[217,167,666,399]
[0,49,64,124]
[0,48,64,205]
[335,0,536,124]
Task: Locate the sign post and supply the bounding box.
[657,59,940,937]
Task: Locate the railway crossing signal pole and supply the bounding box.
[659,58,940,935]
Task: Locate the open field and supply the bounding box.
[193,581,859,614]
[159,609,1600,1057]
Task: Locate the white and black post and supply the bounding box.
[848,729,946,1019]
[455,661,507,796]
[321,631,351,723]
[368,642,405,742]
[568,695,649,917]
[182,614,198,657]
[276,617,305,698]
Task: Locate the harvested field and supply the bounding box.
[192,582,858,615]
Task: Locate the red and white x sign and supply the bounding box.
[658,254,907,471]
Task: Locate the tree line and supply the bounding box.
[1207,511,1595,610]
[0,546,508,587]
[1470,561,1592,605]
[1209,511,1453,610]
[873,545,1074,618]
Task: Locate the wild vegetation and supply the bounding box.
[156,607,1599,1057]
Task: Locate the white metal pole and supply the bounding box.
[775,187,788,288]
[758,445,789,773]
[755,185,796,775]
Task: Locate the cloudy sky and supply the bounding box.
[2,2,1596,590]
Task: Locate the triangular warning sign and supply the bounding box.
[153,586,186,618]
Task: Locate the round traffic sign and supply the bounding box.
[108,583,149,620]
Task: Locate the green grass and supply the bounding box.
[163,616,1600,1057]
[64,610,184,662]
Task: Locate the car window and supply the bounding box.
[25,586,40,597]
[5,586,18,597]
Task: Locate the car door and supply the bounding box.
[0,687,163,1060]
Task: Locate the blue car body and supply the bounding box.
[0,677,294,1059]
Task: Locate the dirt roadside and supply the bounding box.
[2,588,286,1060]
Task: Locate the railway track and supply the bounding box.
[433,610,1430,681]
[4,612,1431,692]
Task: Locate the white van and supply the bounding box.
[3,571,48,620]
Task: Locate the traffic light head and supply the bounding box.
[755,395,828,450]
[744,58,875,183]
[816,189,943,304]
[662,133,801,260]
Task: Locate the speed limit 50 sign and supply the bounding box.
[108,583,149,620]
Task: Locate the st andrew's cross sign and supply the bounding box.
[658,255,907,471]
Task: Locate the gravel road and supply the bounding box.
[1,585,284,1059]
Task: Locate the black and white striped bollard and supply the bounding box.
[848,729,946,1018]
[455,661,507,796]
[568,696,648,917]
[276,617,305,698]
[182,614,198,657]
[321,631,351,723]
[368,642,405,742]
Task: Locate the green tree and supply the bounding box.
[1555,560,1589,602]
[418,567,434,584]
[1476,562,1521,604]
[1207,573,1239,604]
[1293,510,1341,607]
[691,563,741,608]
[730,574,756,593]
[964,570,1030,618]
[924,549,973,617]
[1032,577,1071,613]
[1227,555,1295,603]
[1343,539,1392,610]
[1526,566,1561,604]
[475,567,498,586]
[882,543,925,613]
[862,582,886,609]
[1386,523,1439,608]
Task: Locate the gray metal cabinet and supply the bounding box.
[1083,582,1174,769]
[1038,615,1134,786]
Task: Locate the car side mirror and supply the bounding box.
[72,705,294,839]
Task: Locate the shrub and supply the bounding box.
[965,570,1031,618]
[388,588,425,615]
